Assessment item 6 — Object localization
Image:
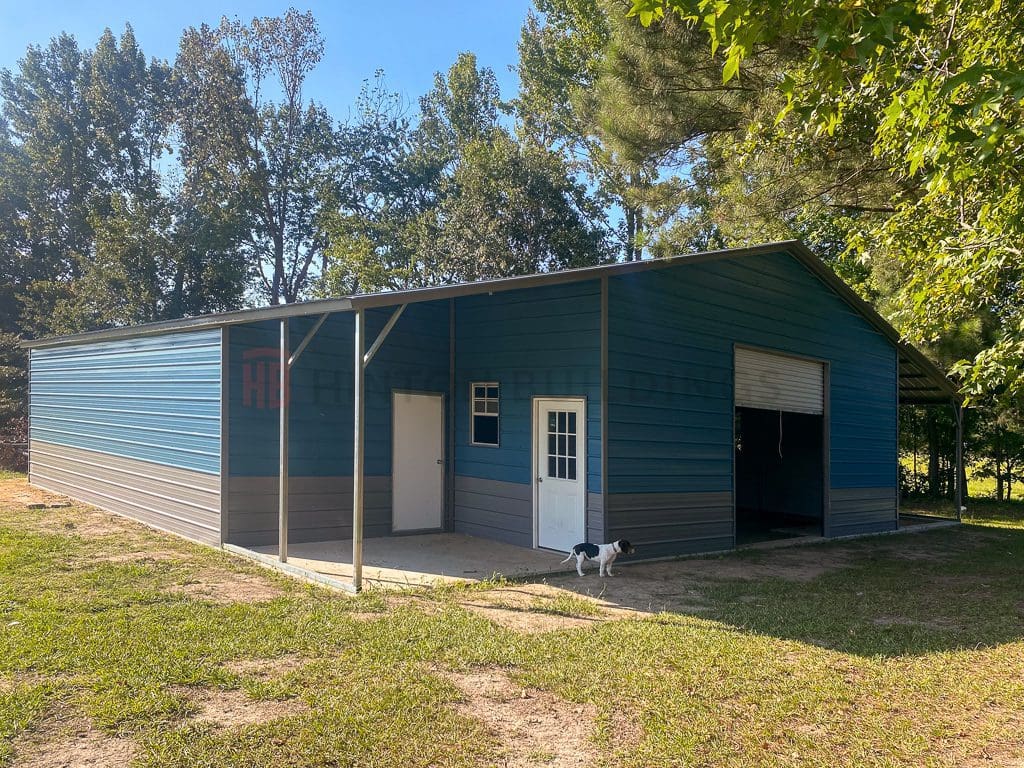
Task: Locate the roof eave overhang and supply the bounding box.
[17,239,964,404]
[21,297,355,350]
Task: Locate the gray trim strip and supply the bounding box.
[453,475,532,549]
[829,486,897,537]
[227,475,392,547]
[29,440,221,545]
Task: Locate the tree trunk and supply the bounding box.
[169,262,186,320]
[927,410,940,497]
[272,232,285,304]
[634,206,644,261]
[912,407,918,478]
[624,206,636,262]
[959,458,968,504]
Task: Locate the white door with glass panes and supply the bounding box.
[535,398,586,552]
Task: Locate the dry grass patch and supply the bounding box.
[12,715,136,768]
[48,512,130,540]
[463,602,599,634]
[221,654,308,680]
[174,686,307,730]
[0,674,53,695]
[458,583,638,634]
[0,479,71,510]
[94,549,180,565]
[445,667,600,767]
[164,571,284,604]
[0,478,155,543]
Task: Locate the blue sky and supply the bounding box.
[0,1,534,115]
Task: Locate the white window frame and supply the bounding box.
[470,381,500,447]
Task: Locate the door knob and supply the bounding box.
[436,459,443,465]
[537,477,543,483]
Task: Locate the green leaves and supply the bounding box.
[722,51,740,83]
[609,0,1024,405]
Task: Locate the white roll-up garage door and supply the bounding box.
[734,347,824,415]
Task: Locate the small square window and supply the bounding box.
[471,382,500,447]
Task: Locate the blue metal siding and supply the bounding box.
[454,280,602,493]
[30,330,222,475]
[229,301,450,478]
[607,252,897,498]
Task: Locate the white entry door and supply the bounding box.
[535,398,586,552]
[392,392,444,532]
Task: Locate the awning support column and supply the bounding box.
[279,318,289,562]
[352,309,366,591]
[352,303,407,592]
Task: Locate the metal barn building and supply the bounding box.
[24,242,959,590]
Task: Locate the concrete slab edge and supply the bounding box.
[223,542,359,594]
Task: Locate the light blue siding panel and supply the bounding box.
[607,251,897,545]
[454,281,602,495]
[30,330,222,475]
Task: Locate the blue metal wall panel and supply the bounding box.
[30,330,222,475]
[607,251,897,495]
[228,301,450,477]
[454,280,602,494]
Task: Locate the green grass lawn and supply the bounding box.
[2,475,1024,767]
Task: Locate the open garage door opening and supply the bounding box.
[734,347,826,545]
[735,407,824,543]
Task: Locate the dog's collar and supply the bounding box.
[612,541,621,553]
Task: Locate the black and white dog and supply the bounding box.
[560,540,635,577]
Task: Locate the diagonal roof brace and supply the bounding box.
[288,312,331,368]
[363,304,406,368]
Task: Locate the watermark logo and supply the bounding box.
[241,348,286,409]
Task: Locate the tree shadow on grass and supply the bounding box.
[540,515,1024,657]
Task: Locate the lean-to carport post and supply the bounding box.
[279,318,289,562]
[954,401,965,521]
[352,308,366,591]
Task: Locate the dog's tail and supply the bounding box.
[559,551,574,564]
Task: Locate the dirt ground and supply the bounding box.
[448,542,858,632]
[12,716,137,768]
[164,572,285,604]
[0,478,138,540]
[524,546,854,618]
[445,667,602,768]
[173,686,308,729]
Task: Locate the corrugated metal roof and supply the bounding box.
[21,240,958,404]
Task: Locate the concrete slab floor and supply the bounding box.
[250,533,570,588]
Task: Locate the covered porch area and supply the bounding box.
[227,533,566,589]
[224,272,603,593]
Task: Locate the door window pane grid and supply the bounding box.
[546,408,577,480]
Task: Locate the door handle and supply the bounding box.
[537,477,543,483]
[436,459,443,465]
